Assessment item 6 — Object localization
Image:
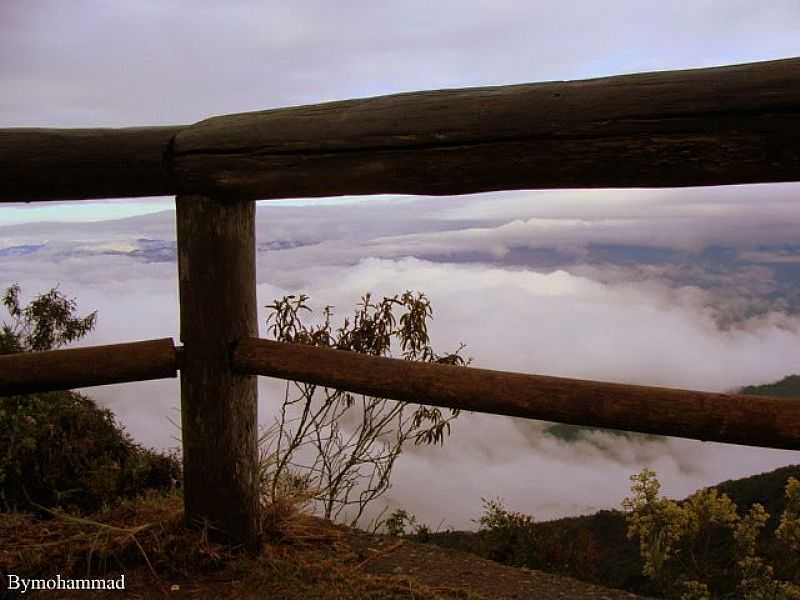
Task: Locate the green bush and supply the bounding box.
[0,390,180,513]
[475,497,538,566]
[623,468,800,599]
[384,508,418,537]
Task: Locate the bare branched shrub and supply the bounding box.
[260,292,468,527]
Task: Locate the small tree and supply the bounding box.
[0,284,97,354]
[260,292,468,526]
[384,508,418,537]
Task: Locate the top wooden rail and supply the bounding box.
[2,56,799,203]
[0,126,185,203]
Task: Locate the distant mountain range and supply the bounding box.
[0,238,311,263]
[0,243,45,257]
[3,235,800,328]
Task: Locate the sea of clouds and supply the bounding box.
[2,185,800,529]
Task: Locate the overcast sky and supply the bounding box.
[2,1,800,529]
[3,0,800,128]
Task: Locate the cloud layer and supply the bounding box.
[3,188,800,528]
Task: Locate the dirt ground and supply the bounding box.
[17,521,653,599]
[340,528,652,600]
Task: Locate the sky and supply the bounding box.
[2,1,800,529]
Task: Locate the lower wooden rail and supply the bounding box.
[233,337,800,451]
[0,338,178,396]
[4,335,798,451]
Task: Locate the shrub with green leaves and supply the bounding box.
[475,497,538,566]
[383,508,418,537]
[0,391,180,513]
[0,284,181,514]
[0,284,96,354]
[623,468,800,599]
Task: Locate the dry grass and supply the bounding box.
[0,491,488,599]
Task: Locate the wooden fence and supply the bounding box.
[1,57,799,549]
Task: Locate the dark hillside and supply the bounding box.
[419,374,800,596]
[739,374,800,397]
[422,463,800,596]
[421,508,653,594]
[713,464,800,529]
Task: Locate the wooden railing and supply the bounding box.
[1,57,799,549]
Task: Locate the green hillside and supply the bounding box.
[422,464,800,597]
[420,375,800,597]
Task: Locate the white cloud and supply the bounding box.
[3,192,800,529]
[286,256,800,391]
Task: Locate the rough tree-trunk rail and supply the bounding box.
[1,57,799,203]
[233,338,800,451]
[0,126,185,203]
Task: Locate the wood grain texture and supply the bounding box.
[0,126,184,202]
[176,194,259,550]
[233,338,800,451]
[3,58,798,202]
[0,338,177,396]
[173,57,800,199]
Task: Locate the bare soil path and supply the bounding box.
[343,529,654,600]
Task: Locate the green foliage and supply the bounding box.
[384,508,418,537]
[474,497,537,567]
[262,292,468,526]
[420,465,800,597]
[0,284,97,354]
[680,580,711,600]
[0,391,180,514]
[413,374,800,596]
[623,469,800,599]
[776,477,800,552]
[0,284,180,514]
[621,468,690,580]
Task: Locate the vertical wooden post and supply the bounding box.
[176,194,259,550]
